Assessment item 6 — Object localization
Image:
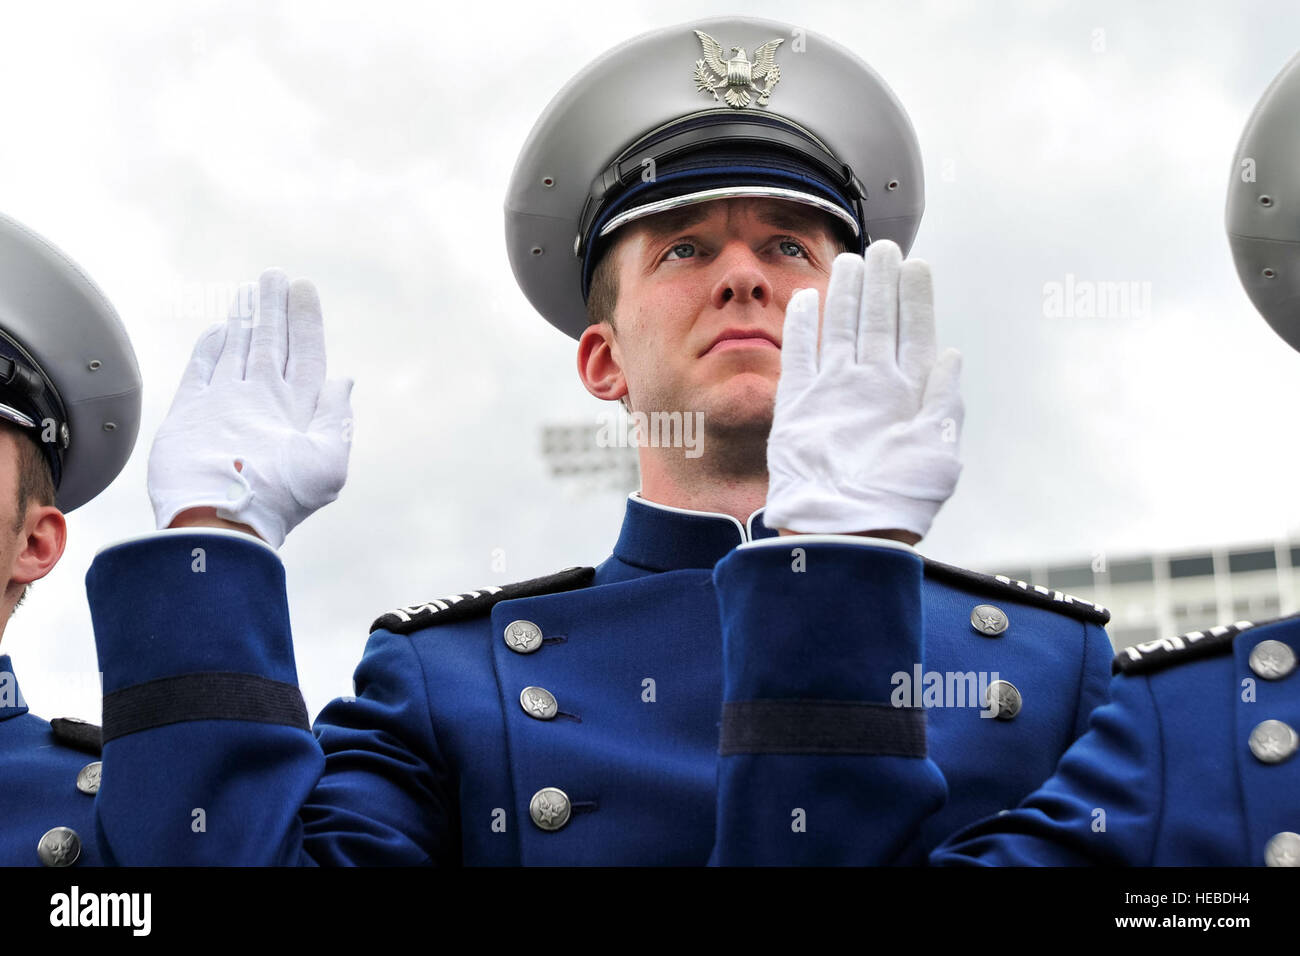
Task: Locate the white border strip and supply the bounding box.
[737,533,917,554]
[95,526,280,559]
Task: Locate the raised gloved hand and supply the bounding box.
[148,268,354,549]
[764,241,963,539]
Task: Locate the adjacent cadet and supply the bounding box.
[85,17,1114,865]
[929,618,1300,865]
[921,50,1300,868]
[0,212,141,866]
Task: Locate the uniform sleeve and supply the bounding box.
[1073,620,1115,740]
[710,535,948,865]
[299,630,455,865]
[86,530,322,865]
[929,671,1162,866]
[86,529,452,865]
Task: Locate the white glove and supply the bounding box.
[148,268,354,548]
[764,241,963,538]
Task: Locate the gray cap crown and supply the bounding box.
[1227,50,1300,351]
[0,213,140,511]
[505,16,925,340]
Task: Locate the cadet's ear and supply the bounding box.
[577,322,629,405]
[9,505,66,586]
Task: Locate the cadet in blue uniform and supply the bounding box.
[919,48,1300,869]
[88,500,1111,865]
[0,211,142,866]
[929,618,1299,866]
[84,17,1113,866]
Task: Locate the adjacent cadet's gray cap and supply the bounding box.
[0,213,140,511]
[1227,50,1300,351]
[505,16,925,340]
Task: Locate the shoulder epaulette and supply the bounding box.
[371,566,596,635]
[1110,615,1298,676]
[49,717,102,756]
[923,557,1111,626]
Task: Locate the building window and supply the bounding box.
[1229,549,1277,573]
[1169,554,1215,578]
[1105,559,1154,584]
[1048,565,1095,590]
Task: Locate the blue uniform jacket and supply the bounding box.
[930,616,1300,866]
[85,495,1112,865]
[0,655,103,866]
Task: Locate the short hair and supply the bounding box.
[2,420,56,611]
[586,248,620,330]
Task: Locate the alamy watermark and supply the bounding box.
[172,280,257,326]
[1043,274,1152,319]
[891,665,1003,718]
[595,409,705,459]
[50,886,151,936]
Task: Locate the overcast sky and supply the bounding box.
[3,0,1299,721]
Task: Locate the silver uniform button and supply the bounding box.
[76,761,102,795]
[1265,831,1300,866]
[503,620,544,654]
[37,827,81,867]
[1250,639,1297,680]
[520,686,558,720]
[1248,719,1299,764]
[529,787,572,831]
[971,605,1008,636]
[985,680,1022,720]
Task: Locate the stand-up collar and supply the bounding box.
[611,492,778,572]
[0,654,29,720]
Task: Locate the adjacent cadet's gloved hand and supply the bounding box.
[147,268,354,549]
[764,241,963,539]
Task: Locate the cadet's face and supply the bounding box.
[604,198,840,432]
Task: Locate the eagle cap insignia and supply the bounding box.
[693,30,783,108]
